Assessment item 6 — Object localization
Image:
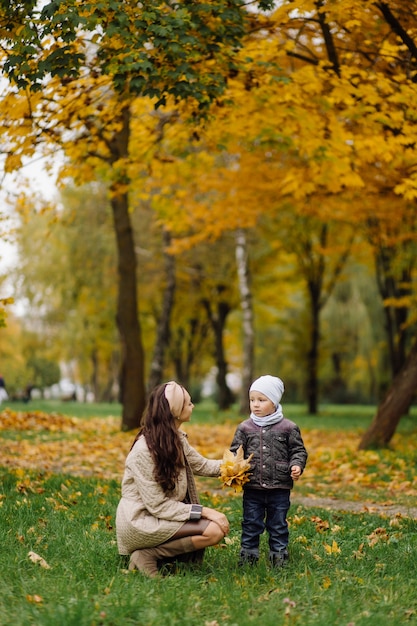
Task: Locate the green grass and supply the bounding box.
[3,398,417,434]
[1,468,417,626]
[1,399,122,419]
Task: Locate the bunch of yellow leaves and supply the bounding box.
[220,446,253,492]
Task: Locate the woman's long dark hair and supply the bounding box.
[130,384,184,493]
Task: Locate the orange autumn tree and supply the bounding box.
[263,0,417,445]
[0,0,276,429]
[243,1,417,443]
[147,1,417,439]
[142,33,364,414]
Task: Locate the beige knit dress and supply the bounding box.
[116,431,221,555]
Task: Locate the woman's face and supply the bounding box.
[177,391,194,424]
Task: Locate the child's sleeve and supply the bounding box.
[289,426,308,472]
[230,425,246,455]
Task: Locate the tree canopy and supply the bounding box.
[1,0,416,443]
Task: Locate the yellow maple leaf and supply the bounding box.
[322,576,332,589]
[324,540,341,555]
[219,445,253,492]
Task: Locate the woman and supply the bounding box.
[116,381,229,577]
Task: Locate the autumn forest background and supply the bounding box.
[1,0,417,447]
[1,3,417,624]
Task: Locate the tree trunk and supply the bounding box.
[235,229,254,414]
[214,303,234,410]
[307,285,321,414]
[148,229,176,391]
[203,294,234,410]
[109,106,146,430]
[91,349,99,401]
[375,247,411,377]
[170,317,210,388]
[101,352,118,402]
[358,336,417,449]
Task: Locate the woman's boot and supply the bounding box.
[129,536,196,577]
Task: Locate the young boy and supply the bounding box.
[230,375,308,567]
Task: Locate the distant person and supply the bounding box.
[0,374,8,403]
[116,381,229,577]
[230,375,308,568]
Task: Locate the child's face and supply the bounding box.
[249,391,276,417]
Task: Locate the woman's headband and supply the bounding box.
[164,381,185,418]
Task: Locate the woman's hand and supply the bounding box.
[202,506,230,535]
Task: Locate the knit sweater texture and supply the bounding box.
[116,431,221,555]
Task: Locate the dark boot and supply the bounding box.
[129,537,196,578]
[269,551,289,568]
[238,552,259,567]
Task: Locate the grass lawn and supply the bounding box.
[1,469,416,626]
[0,399,123,419]
[1,401,417,625]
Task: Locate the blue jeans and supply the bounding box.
[241,488,290,558]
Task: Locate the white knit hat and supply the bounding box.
[249,375,284,408]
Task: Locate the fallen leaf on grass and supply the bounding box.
[3,410,417,511]
[311,516,330,532]
[258,588,280,602]
[26,594,43,604]
[219,446,253,492]
[367,527,389,546]
[28,551,51,569]
[324,540,341,555]
[223,536,236,545]
[352,542,365,559]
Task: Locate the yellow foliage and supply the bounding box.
[1,411,417,512]
[219,445,253,492]
[322,576,332,589]
[4,153,23,172]
[324,540,341,555]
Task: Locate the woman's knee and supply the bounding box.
[205,521,225,545]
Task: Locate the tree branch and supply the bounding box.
[375,2,417,63]
[315,0,341,76]
[286,51,319,66]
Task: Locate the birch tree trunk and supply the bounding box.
[235,229,254,414]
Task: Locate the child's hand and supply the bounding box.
[290,465,302,481]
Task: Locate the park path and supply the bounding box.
[291,494,417,519]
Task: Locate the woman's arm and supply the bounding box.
[182,435,222,477]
